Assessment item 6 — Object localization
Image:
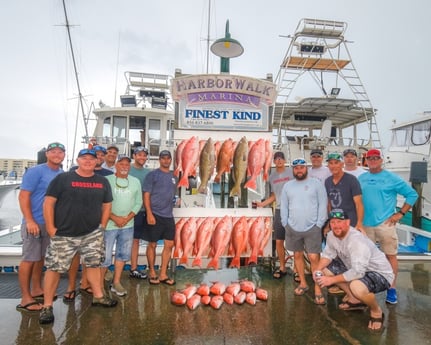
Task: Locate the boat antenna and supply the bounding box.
[61,0,89,143]
[206,0,211,73]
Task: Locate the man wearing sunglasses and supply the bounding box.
[314,209,394,332]
[40,148,116,325]
[16,142,65,312]
[256,151,293,279]
[101,154,142,296]
[358,148,418,305]
[280,158,328,304]
[129,146,151,280]
[309,149,331,183]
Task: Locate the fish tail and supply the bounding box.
[248,254,257,265]
[207,258,219,270]
[229,256,240,268]
[178,174,189,188]
[244,178,256,190]
[179,255,188,265]
[229,185,241,197]
[173,248,181,258]
[191,257,202,268]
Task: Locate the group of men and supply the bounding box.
[16,142,178,325]
[259,147,417,332]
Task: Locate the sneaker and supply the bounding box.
[386,288,398,304]
[39,306,54,324]
[129,269,148,279]
[110,282,127,297]
[104,270,114,282]
[92,296,118,307]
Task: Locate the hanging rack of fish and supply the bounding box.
[172,135,274,269]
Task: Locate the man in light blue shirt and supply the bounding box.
[359,148,418,304]
[280,157,328,304]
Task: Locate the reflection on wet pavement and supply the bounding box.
[1,260,430,345]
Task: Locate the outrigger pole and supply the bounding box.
[61,0,89,159]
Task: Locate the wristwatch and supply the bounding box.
[398,210,406,216]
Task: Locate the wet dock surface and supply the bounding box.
[1,260,431,345]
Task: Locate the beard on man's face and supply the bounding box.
[294,169,307,180]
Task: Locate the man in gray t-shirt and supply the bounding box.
[257,151,293,279]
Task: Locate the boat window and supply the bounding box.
[113,116,127,140]
[103,117,111,138]
[129,116,146,147]
[411,120,431,146]
[391,127,409,147]
[148,119,161,156]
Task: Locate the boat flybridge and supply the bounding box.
[85,72,175,168]
[272,18,382,163]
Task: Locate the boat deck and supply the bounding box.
[1,260,430,345]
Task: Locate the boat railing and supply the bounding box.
[274,135,371,163]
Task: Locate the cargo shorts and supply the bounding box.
[44,227,105,273]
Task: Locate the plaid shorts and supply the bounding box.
[45,228,105,273]
[327,257,391,293]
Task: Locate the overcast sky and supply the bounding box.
[1,0,430,161]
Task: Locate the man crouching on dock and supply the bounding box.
[314,209,394,333]
[39,148,117,325]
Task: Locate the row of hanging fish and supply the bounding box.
[171,280,268,310]
[174,136,273,196]
[173,215,272,270]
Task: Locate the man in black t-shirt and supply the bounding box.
[39,148,117,325]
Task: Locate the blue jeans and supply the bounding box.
[102,227,133,267]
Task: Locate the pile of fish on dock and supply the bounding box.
[173,215,272,270]
[171,280,268,310]
[174,136,273,196]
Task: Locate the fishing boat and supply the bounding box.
[0,173,21,208]
[270,18,431,256]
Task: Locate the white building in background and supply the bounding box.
[0,159,37,179]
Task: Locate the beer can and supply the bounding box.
[314,271,323,278]
[252,200,257,209]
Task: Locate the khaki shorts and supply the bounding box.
[364,221,398,255]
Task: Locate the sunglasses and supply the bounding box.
[327,152,343,161]
[329,210,347,219]
[365,156,381,161]
[134,146,149,154]
[78,149,96,157]
[115,177,129,189]
[292,158,307,166]
[47,143,65,151]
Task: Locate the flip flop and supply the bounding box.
[339,301,367,311]
[293,272,300,283]
[294,286,309,296]
[368,312,385,333]
[79,287,93,296]
[16,301,43,312]
[63,290,77,302]
[160,277,176,286]
[314,294,326,305]
[273,269,288,279]
[149,276,160,285]
[32,294,58,302]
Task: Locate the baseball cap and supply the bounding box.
[78,148,97,158]
[117,154,131,162]
[159,150,172,158]
[310,149,323,156]
[93,145,107,154]
[343,148,357,156]
[273,151,285,160]
[329,209,349,220]
[134,146,149,155]
[46,142,65,152]
[292,157,307,166]
[326,152,343,162]
[366,149,381,158]
[107,145,119,152]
